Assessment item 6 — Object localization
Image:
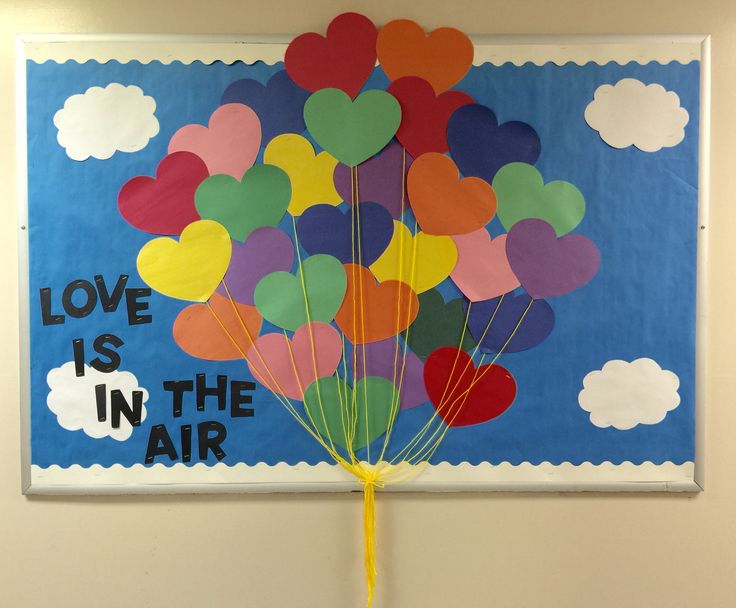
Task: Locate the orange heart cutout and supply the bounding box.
[407,152,497,235]
[376,19,474,93]
[173,291,262,361]
[335,264,419,344]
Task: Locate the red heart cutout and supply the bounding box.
[424,347,516,427]
[285,12,377,99]
[388,76,473,157]
[118,151,207,235]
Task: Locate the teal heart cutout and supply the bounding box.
[492,162,586,236]
[304,88,402,167]
[304,375,395,452]
[195,163,291,241]
[254,254,347,331]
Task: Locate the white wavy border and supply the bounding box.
[28,461,697,494]
[20,35,704,66]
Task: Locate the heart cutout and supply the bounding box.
[247,322,342,401]
[493,162,586,236]
[335,263,419,344]
[466,293,555,354]
[376,19,474,93]
[370,221,458,293]
[297,202,393,266]
[424,347,516,427]
[215,227,294,306]
[304,375,395,451]
[137,220,231,302]
[168,103,261,179]
[254,254,347,331]
[450,230,519,301]
[173,292,262,361]
[506,218,600,298]
[304,88,401,168]
[388,76,473,157]
[118,151,207,235]
[285,12,377,99]
[407,152,497,235]
[194,163,290,242]
[333,142,413,219]
[447,104,541,182]
[221,70,310,144]
[263,134,342,216]
[406,289,476,361]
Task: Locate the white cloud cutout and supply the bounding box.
[584,78,689,152]
[53,83,160,161]
[578,358,680,430]
[46,362,148,441]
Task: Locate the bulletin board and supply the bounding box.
[17,28,709,494]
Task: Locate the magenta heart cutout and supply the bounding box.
[506,218,600,298]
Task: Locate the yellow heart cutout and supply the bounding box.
[137,220,232,302]
[370,221,458,293]
[264,133,342,216]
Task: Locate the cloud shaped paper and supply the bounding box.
[584,79,689,152]
[53,83,160,161]
[46,362,148,441]
[578,358,680,430]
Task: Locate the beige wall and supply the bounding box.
[1,1,734,606]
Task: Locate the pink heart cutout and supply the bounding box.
[246,322,342,400]
[450,230,520,301]
[168,103,261,179]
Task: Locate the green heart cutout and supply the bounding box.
[304,375,395,452]
[254,254,347,331]
[492,162,586,236]
[304,88,402,167]
[195,163,291,241]
[406,289,476,361]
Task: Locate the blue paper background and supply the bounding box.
[25,57,699,467]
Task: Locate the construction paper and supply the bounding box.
[118,151,207,236]
[136,220,232,303]
[221,70,310,144]
[303,375,394,451]
[466,293,554,354]
[246,322,342,401]
[173,292,262,361]
[333,142,413,219]
[447,104,541,182]
[263,134,341,216]
[406,289,476,360]
[334,264,419,344]
[578,358,681,430]
[370,221,458,293]
[53,82,159,161]
[493,162,586,236]
[424,347,516,427]
[450,230,519,301]
[296,202,393,265]
[387,76,473,157]
[352,338,428,409]
[285,12,378,99]
[506,219,601,299]
[304,88,401,167]
[194,163,290,242]
[407,152,496,235]
[168,103,261,178]
[584,78,689,152]
[214,227,295,305]
[376,19,474,93]
[254,254,347,331]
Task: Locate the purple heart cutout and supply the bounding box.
[216,227,294,305]
[333,142,413,219]
[506,218,600,298]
